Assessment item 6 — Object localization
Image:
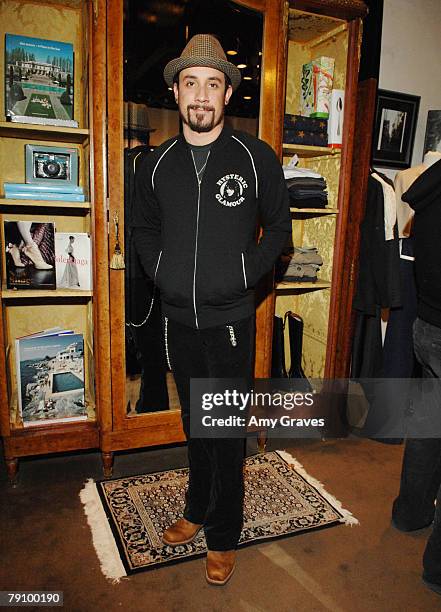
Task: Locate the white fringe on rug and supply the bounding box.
[80,452,357,581]
[275,450,359,526]
[80,479,127,582]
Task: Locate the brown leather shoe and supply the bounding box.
[162,518,203,546]
[205,550,236,586]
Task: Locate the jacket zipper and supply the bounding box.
[190,150,211,329]
[227,324,237,346]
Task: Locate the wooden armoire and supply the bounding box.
[0,0,367,479]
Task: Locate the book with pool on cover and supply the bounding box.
[15,329,86,427]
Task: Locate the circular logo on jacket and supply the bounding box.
[215,174,248,207]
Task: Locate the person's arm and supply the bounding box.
[130,154,162,281]
[243,142,291,286]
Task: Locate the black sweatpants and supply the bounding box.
[166,314,255,551]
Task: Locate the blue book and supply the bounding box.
[4,189,86,202]
[4,182,84,195]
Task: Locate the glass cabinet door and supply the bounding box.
[107,0,280,429]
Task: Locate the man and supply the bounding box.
[391,156,441,594]
[133,34,290,585]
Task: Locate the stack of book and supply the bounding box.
[3,182,86,202]
[15,327,86,427]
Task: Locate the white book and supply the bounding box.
[55,233,92,290]
[7,115,79,128]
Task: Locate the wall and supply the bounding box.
[378,0,441,178]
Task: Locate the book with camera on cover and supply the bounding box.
[55,232,92,290]
[4,220,56,290]
[5,34,74,123]
[15,330,86,427]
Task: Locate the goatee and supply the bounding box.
[181,104,224,133]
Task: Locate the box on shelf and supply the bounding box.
[327,89,345,148]
[300,56,335,119]
[283,129,327,147]
[284,114,328,133]
[283,114,328,146]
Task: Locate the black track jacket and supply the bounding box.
[132,125,291,329]
[402,158,441,328]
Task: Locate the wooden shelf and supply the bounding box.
[283,143,341,157]
[0,198,90,210]
[10,416,96,433]
[288,9,346,44]
[0,121,89,143]
[290,207,338,214]
[6,419,99,458]
[276,279,331,290]
[1,289,93,299]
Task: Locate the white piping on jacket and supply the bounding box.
[232,135,258,198]
[126,251,162,328]
[152,139,178,190]
[126,152,158,328]
[241,252,248,290]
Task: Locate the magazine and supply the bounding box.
[4,220,56,290]
[55,232,92,290]
[5,34,74,122]
[15,330,86,426]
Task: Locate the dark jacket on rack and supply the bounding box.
[132,124,291,329]
[124,145,169,411]
[353,172,401,316]
[124,145,153,325]
[402,158,441,328]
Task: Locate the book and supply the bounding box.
[55,232,92,290]
[16,327,68,340]
[4,189,85,202]
[15,330,87,427]
[4,182,84,195]
[6,115,79,128]
[5,34,75,123]
[4,220,56,290]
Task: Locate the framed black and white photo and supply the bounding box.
[423,110,441,157]
[372,90,420,169]
[25,144,79,186]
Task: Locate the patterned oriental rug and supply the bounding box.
[80,450,358,581]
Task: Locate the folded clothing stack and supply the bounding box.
[283,114,328,147]
[282,156,328,209]
[285,175,328,209]
[281,246,323,283]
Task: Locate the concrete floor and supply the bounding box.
[1,437,440,612]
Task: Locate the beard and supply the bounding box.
[181,104,224,133]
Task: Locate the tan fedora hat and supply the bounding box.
[164,34,241,91]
